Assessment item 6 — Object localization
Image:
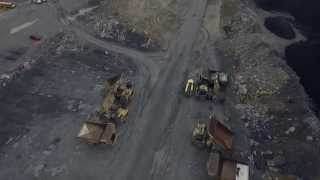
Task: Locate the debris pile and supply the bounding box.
[74,0,177,51]
[95,18,159,51]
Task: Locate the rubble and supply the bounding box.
[33,163,46,177]
[261,150,273,159]
[266,155,286,167]
[93,17,159,51]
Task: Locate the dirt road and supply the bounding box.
[0,0,234,179]
[107,0,209,179]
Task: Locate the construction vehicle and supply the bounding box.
[185,68,228,101]
[100,77,134,122]
[114,81,134,106]
[207,151,249,180]
[77,113,117,145]
[184,79,194,96]
[199,69,228,96]
[0,1,16,9]
[78,75,134,145]
[103,104,129,121]
[192,115,248,180]
[192,114,233,151]
[200,69,229,86]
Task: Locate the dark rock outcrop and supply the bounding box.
[256,0,320,109]
[264,16,295,39]
[285,41,320,108]
[255,0,320,32]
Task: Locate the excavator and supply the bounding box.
[78,75,134,145]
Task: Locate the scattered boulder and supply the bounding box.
[0,74,10,80]
[264,16,295,40]
[285,126,296,135]
[33,163,46,177]
[262,150,273,159]
[306,136,314,141]
[267,155,286,167]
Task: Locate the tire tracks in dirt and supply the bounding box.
[106,0,209,179]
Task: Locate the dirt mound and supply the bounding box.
[264,16,295,40]
[107,0,177,49]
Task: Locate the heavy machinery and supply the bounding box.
[100,76,134,122]
[184,79,194,96]
[197,69,228,99]
[78,75,134,145]
[185,68,228,101]
[207,151,249,180]
[192,114,233,151]
[77,113,117,145]
[0,1,16,9]
[192,115,249,180]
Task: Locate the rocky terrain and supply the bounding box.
[215,0,320,179]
